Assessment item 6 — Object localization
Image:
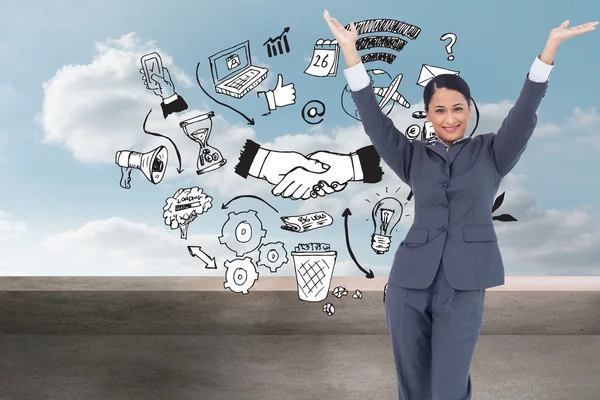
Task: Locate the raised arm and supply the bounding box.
[490,55,552,176]
[345,62,413,184]
[491,20,598,176]
[324,10,413,184]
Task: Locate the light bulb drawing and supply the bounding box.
[371,197,403,254]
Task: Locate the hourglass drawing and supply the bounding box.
[179,111,227,175]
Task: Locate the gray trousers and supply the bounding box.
[384,260,486,399]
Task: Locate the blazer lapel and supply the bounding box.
[447,137,472,165]
[425,137,472,166]
[426,142,448,161]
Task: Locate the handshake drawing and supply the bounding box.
[234,139,383,201]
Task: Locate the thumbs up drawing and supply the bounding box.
[258,74,296,113]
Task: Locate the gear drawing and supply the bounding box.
[218,210,267,256]
[223,257,259,295]
[258,241,289,273]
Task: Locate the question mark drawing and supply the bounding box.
[440,33,457,61]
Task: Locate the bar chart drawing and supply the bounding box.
[263,27,291,57]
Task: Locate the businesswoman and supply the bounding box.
[324,10,597,400]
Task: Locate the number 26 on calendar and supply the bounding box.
[304,39,340,78]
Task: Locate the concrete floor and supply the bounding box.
[1,278,599,399]
[1,335,599,400]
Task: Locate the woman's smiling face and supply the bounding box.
[425,87,472,145]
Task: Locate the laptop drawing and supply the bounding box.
[208,40,268,99]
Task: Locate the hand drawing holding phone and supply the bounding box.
[141,52,164,91]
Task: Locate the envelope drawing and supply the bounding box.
[416,64,460,87]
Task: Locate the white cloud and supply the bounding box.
[531,106,600,152]
[38,216,388,277]
[35,32,240,178]
[34,32,295,197]
[33,34,600,276]
[0,211,26,240]
[41,217,231,275]
[37,31,535,219]
[493,173,600,275]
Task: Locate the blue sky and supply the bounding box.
[1,0,599,277]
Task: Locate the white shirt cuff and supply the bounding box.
[343,62,371,92]
[248,148,270,178]
[528,55,554,83]
[265,90,276,110]
[163,93,178,104]
[350,153,363,181]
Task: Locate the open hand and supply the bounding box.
[549,20,598,43]
[323,10,358,47]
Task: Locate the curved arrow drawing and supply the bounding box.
[342,208,374,279]
[221,195,278,213]
[142,109,184,173]
[195,63,255,125]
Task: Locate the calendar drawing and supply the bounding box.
[304,39,340,77]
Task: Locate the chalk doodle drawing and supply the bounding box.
[187,245,217,269]
[257,74,296,116]
[219,210,267,257]
[371,197,404,254]
[257,241,289,273]
[492,192,518,222]
[114,145,168,189]
[291,242,337,303]
[234,139,383,200]
[341,69,410,121]
[345,18,421,64]
[323,302,335,316]
[304,39,340,77]
[406,110,437,144]
[342,208,374,278]
[301,100,326,124]
[305,17,422,77]
[179,111,227,175]
[280,210,333,233]
[208,40,268,99]
[440,32,457,61]
[325,286,364,316]
[100,13,533,319]
[163,187,213,240]
[416,63,459,87]
[332,286,348,298]
[195,62,256,125]
[223,257,259,295]
[139,52,189,118]
[264,27,291,57]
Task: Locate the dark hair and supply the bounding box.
[423,74,471,112]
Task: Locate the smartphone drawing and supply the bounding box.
[141,52,164,90]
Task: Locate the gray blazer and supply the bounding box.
[351,74,548,290]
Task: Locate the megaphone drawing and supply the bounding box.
[115,145,169,189]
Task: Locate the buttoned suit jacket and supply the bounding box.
[351,73,548,290]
